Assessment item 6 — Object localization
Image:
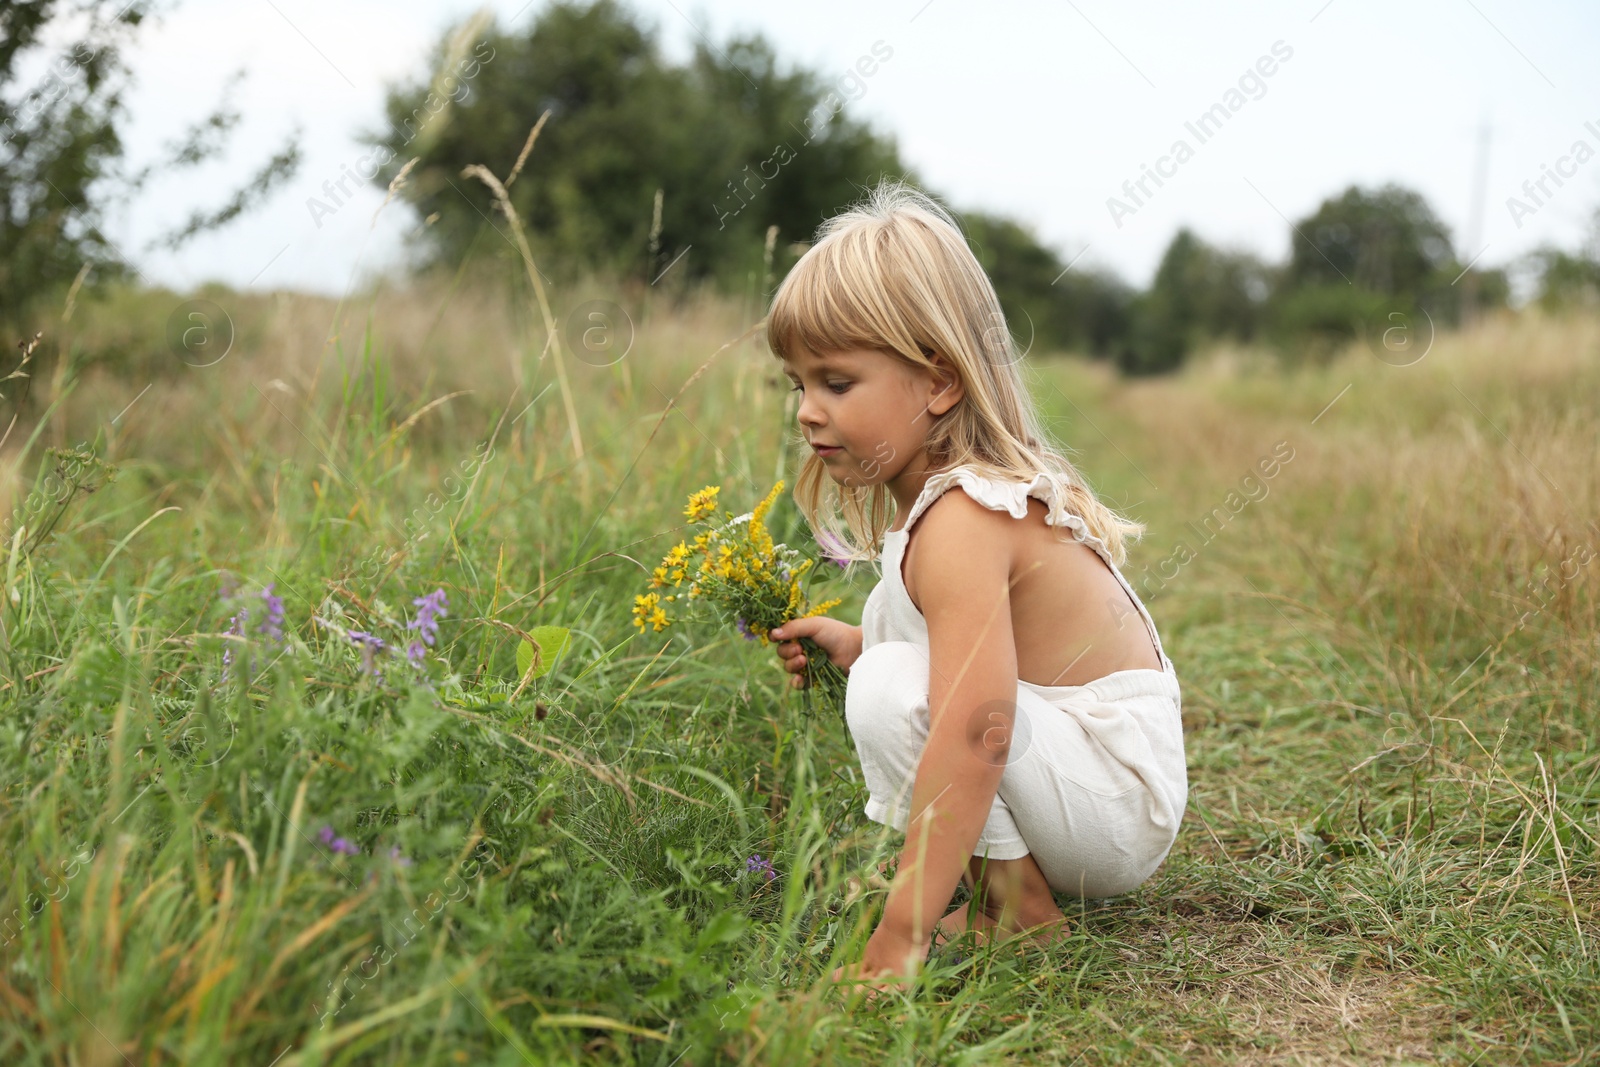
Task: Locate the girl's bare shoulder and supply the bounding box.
[906,489,1109,604]
[902,488,1022,611]
[907,482,1022,548]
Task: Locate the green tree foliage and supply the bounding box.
[1263,182,1507,360]
[1,0,152,335]
[1524,206,1600,312]
[366,0,907,288]
[0,0,301,345]
[962,211,1133,360]
[1115,228,1273,375]
[1281,183,1454,294]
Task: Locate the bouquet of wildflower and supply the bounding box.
[634,480,849,721]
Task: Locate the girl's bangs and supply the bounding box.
[767,237,900,362]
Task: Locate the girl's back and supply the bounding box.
[889,465,1166,688]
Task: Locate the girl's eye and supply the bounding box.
[827,382,850,394]
[787,383,803,393]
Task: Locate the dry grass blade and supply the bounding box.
[460,160,583,460]
[529,1012,670,1041]
[371,156,421,229]
[236,887,375,1023]
[379,389,473,451]
[505,110,551,190]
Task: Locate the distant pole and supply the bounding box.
[1462,112,1492,327]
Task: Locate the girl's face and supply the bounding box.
[781,345,964,494]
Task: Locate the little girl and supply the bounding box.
[763,181,1187,992]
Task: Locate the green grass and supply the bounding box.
[0,274,1595,1065]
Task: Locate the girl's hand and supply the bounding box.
[829,926,925,1002]
[770,617,863,689]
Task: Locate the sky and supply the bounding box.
[33,0,1600,302]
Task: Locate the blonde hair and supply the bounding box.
[765,178,1145,566]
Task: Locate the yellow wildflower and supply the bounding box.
[685,486,721,522]
[784,559,818,614]
[637,480,849,718]
[801,597,843,619]
[749,480,783,557]
[632,592,670,633]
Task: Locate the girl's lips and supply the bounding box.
[813,445,842,456]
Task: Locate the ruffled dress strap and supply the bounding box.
[895,464,1174,674]
[900,465,1093,543]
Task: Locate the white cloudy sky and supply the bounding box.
[34,0,1600,301]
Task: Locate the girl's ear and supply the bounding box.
[925,354,964,413]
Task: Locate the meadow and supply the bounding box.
[0,254,1595,1064]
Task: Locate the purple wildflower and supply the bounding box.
[348,630,386,678]
[257,583,286,643]
[816,530,852,568]
[745,854,776,882]
[407,589,448,649]
[388,846,413,867]
[735,617,759,642]
[406,639,426,666]
[318,825,360,856]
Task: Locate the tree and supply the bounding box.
[1263,182,1504,358]
[0,0,302,344]
[1279,183,1454,295]
[1524,206,1600,312]
[1114,228,1272,375]
[365,0,906,289]
[961,211,1133,360]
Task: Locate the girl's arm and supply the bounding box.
[865,493,1021,973]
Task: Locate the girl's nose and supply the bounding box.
[797,393,825,428]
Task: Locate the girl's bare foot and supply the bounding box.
[935,898,1071,953]
[1014,910,1073,948]
[932,900,1002,951]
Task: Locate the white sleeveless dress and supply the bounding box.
[846,464,1188,898]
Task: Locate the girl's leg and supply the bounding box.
[849,641,1176,925]
[966,852,1070,943]
[934,854,1069,950]
[847,641,1032,854]
[933,899,1000,948]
